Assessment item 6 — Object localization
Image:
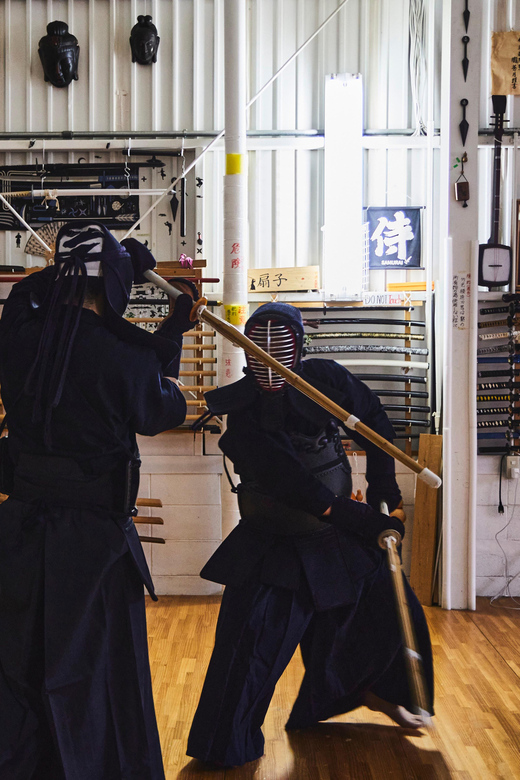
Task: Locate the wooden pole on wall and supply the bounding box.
[410,433,443,605]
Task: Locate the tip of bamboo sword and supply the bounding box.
[378,529,402,549]
[415,708,434,729]
[418,467,442,489]
[190,297,207,321]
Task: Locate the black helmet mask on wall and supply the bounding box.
[38,21,79,88]
[130,15,160,64]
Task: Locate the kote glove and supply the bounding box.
[324,494,405,548]
[157,293,195,337]
[120,237,156,285]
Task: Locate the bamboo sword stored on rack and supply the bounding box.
[143,270,441,488]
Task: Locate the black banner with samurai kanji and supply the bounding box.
[366,207,422,269]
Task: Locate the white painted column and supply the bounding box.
[439,0,482,609]
[220,0,249,539]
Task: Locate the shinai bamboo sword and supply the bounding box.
[304,317,426,328]
[297,305,416,313]
[383,405,431,413]
[142,270,441,488]
[354,374,427,384]
[374,390,429,399]
[305,344,429,357]
[305,331,425,342]
[379,501,432,725]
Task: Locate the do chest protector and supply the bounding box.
[237,421,353,536]
[288,420,352,498]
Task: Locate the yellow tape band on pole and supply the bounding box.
[224,304,248,326]
[226,153,243,175]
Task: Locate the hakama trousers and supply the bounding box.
[187,559,433,767]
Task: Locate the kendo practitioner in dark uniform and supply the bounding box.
[187,302,434,768]
[0,223,195,779]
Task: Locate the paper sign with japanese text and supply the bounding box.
[491,31,520,94]
[247,265,320,293]
[452,272,471,329]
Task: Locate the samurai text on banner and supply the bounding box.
[366,208,422,269]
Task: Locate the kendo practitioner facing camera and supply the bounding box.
[0,223,194,779]
[187,302,434,768]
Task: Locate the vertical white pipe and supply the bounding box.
[88,0,95,131]
[425,0,435,424]
[68,0,75,130]
[4,0,11,133]
[25,2,32,131]
[442,237,453,610]
[152,0,159,130]
[193,0,201,131]
[130,0,137,131]
[512,134,518,291]
[172,0,180,130]
[223,0,248,338]
[467,241,478,611]
[109,0,117,132]
[221,0,248,540]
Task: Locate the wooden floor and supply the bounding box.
[146,596,520,779]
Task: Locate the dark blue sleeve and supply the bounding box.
[0,266,56,334]
[116,345,187,436]
[302,359,402,512]
[131,372,187,435]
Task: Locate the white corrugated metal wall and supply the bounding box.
[0,0,447,597]
[0,0,440,297]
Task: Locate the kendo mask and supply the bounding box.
[38,21,79,88]
[54,222,133,318]
[244,303,304,392]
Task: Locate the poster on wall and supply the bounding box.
[491,31,520,94]
[366,207,422,269]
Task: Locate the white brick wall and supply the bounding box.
[476,456,520,597]
[138,434,424,595]
[137,432,223,596]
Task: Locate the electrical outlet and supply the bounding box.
[506,456,520,479]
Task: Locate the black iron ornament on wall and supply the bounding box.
[463,0,470,32]
[462,36,469,81]
[130,16,160,64]
[38,21,79,88]
[459,99,469,146]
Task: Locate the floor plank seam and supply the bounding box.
[469,601,520,683]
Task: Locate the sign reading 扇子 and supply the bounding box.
[248,265,320,292]
[366,207,422,269]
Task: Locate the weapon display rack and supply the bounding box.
[294,299,433,457]
[476,295,520,455]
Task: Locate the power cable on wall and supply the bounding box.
[490,472,520,609]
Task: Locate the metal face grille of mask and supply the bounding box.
[246,320,297,391]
